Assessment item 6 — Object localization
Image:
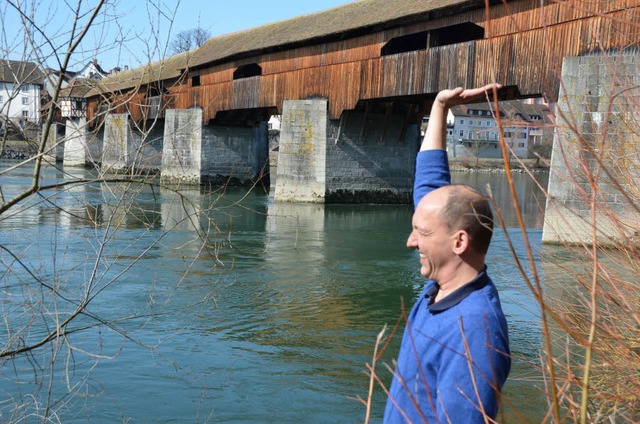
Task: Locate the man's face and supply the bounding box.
[406,190,454,280]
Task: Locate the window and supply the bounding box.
[381,31,427,56]
[192,75,200,87]
[460,119,464,124]
[518,142,525,148]
[428,23,484,48]
[22,97,29,105]
[459,131,464,137]
[22,110,29,117]
[0,95,3,103]
[21,85,28,92]
[233,63,262,79]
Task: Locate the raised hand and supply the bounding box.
[435,83,502,110]
[421,83,502,151]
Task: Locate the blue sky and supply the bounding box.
[1,0,355,72]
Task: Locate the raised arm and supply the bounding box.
[413,84,501,207]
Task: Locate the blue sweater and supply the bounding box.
[383,150,510,423]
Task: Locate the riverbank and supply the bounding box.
[0,140,38,160]
[450,157,549,173]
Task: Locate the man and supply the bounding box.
[384,84,511,423]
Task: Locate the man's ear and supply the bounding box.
[452,230,471,255]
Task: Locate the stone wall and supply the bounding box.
[325,110,417,203]
[201,123,268,185]
[542,54,640,245]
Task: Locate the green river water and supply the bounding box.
[0,160,554,422]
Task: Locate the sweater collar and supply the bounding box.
[424,267,490,313]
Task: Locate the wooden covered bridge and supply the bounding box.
[67,0,639,207]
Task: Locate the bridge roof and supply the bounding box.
[88,0,480,96]
[191,0,476,68]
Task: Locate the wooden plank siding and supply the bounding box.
[87,0,640,123]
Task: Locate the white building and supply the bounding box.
[44,59,108,98]
[0,60,44,131]
[268,115,281,130]
[442,101,552,160]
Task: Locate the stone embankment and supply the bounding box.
[1,140,37,160]
[450,158,550,173]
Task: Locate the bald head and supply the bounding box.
[419,184,494,255]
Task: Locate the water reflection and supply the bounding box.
[453,171,549,228]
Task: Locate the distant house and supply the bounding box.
[43,60,108,121]
[74,59,108,80]
[268,115,281,131]
[0,60,44,131]
[441,100,553,160]
[58,78,98,119]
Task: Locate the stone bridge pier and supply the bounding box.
[63,118,97,167]
[274,99,419,203]
[43,122,65,163]
[542,53,640,245]
[159,108,269,186]
[97,109,268,185]
[101,114,164,174]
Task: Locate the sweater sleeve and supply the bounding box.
[413,149,451,209]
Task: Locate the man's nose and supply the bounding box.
[406,230,417,248]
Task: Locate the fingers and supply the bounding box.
[435,87,464,105]
[437,84,501,108]
[460,83,501,100]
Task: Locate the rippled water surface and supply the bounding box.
[1,161,551,422]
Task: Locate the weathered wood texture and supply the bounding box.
[87,0,640,122]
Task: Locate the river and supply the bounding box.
[0,160,550,422]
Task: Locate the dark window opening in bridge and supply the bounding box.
[234,64,262,80]
[381,32,427,56]
[148,83,167,97]
[192,75,201,87]
[429,23,484,47]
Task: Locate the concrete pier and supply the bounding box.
[63,118,89,167]
[102,114,132,172]
[161,109,202,185]
[275,99,417,203]
[542,54,640,245]
[275,100,329,202]
[43,123,64,163]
